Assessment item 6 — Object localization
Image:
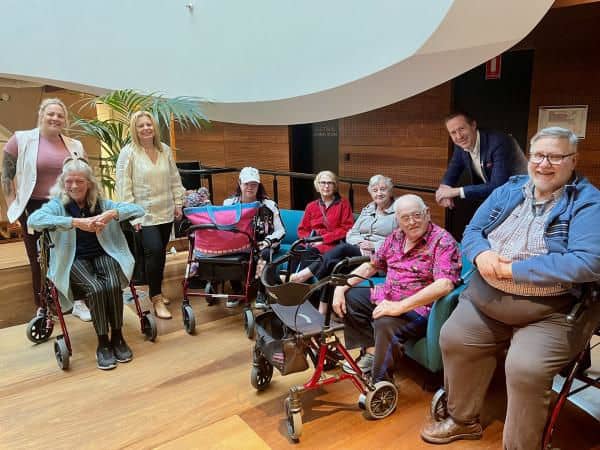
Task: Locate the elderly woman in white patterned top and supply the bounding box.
[116,111,185,320]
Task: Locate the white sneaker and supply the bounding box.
[226,298,240,308]
[123,287,148,304]
[342,352,374,375]
[122,291,134,304]
[72,300,92,322]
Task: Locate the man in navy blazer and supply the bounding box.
[435,112,526,209]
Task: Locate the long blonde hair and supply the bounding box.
[129,110,162,151]
[49,158,103,213]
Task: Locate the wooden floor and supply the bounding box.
[1,244,599,449]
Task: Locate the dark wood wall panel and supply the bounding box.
[340,146,447,187]
[175,123,291,208]
[339,83,452,226]
[527,51,600,186]
[523,3,600,186]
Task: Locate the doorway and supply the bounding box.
[289,120,339,209]
[447,49,534,240]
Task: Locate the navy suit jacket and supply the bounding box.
[441,129,523,201]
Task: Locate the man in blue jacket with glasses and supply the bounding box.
[422,127,600,450]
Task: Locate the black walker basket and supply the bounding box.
[254,311,309,375]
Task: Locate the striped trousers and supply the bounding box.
[70,254,124,336]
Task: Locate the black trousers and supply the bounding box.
[140,222,172,297]
[312,243,362,279]
[17,199,46,307]
[344,287,428,382]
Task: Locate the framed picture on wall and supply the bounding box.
[537,105,588,139]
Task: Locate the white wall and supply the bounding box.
[0,0,553,124]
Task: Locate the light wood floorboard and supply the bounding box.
[1,247,598,449]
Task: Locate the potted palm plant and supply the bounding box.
[71,89,209,196]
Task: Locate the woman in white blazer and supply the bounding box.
[1,98,90,320]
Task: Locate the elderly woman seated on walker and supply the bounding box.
[28,158,145,370]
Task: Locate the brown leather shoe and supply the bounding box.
[421,416,482,444]
[152,295,172,319]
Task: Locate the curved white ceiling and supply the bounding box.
[0,0,553,125]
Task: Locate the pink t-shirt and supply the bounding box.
[370,222,462,317]
[5,134,69,200]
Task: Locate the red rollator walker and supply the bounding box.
[25,230,157,370]
[181,202,261,337]
[429,283,600,450]
[252,240,398,442]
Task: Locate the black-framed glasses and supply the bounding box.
[529,152,576,165]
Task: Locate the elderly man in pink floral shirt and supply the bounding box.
[332,194,461,382]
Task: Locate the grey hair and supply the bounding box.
[49,158,103,213]
[367,174,394,192]
[198,186,210,196]
[393,194,427,213]
[530,127,578,150]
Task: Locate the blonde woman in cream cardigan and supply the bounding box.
[116,111,185,319]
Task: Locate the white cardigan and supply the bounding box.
[7,128,85,223]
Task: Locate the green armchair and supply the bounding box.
[403,253,475,374]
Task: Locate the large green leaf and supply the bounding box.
[69,89,209,197]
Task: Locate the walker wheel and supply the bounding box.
[244,309,255,339]
[284,397,303,442]
[250,358,273,391]
[431,388,448,422]
[363,381,398,420]
[142,313,158,342]
[26,315,53,344]
[54,336,70,370]
[182,304,196,335]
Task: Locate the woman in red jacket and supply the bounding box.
[291,170,354,287]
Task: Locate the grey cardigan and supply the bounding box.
[346,201,397,251]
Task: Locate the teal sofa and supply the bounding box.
[279,209,304,254]
[279,208,473,376]
[403,253,473,374]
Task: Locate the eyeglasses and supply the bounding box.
[399,210,427,224]
[529,152,576,165]
[318,181,335,186]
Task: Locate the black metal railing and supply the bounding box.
[178,165,435,210]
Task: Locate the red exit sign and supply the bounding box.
[485,55,502,80]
